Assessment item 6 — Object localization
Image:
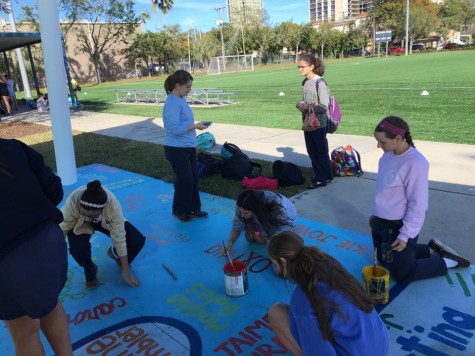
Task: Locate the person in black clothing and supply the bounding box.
[0,139,73,355]
[0,75,12,115]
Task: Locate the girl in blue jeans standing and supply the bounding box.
[370,116,469,283]
[163,70,210,222]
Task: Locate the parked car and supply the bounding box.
[444,43,458,50]
[388,46,404,54]
[412,43,426,51]
[452,39,466,45]
[344,48,368,57]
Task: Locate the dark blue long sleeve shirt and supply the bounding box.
[0,139,63,259]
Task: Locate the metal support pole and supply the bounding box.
[27,46,40,95]
[38,0,77,185]
[405,0,410,56]
[7,1,32,98]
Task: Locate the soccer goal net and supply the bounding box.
[207,55,254,75]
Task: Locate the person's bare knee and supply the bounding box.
[268,302,289,326]
[5,316,43,354]
[268,303,302,356]
[39,302,73,356]
[5,316,40,339]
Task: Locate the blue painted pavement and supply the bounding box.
[1,164,474,355]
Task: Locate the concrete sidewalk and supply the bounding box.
[9,109,475,262]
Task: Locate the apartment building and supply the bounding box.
[226,0,264,24]
[309,0,372,23]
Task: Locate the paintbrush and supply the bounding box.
[222,240,236,272]
[373,248,378,277]
[161,263,177,280]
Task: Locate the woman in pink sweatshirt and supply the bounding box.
[370,116,470,283]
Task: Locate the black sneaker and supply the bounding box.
[173,212,192,222]
[190,211,208,218]
[307,182,327,190]
[428,239,470,267]
[85,264,99,289]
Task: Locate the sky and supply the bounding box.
[8,0,309,32]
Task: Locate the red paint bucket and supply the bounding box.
[224,261,248,297]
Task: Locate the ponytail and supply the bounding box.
[268,231,374,343]
[164,70,193,94]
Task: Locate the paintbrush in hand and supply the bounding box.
[373,248,378,277]
[222,240,236,272]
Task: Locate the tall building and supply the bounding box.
[226,0,264,24]
[309,0,372,23]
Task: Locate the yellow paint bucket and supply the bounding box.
[362,265,390,304]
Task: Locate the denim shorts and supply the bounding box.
[0,221,68,320]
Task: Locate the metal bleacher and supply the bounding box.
[114,88,236,106]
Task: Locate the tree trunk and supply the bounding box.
[94,58,102,84]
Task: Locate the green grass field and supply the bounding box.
[81,51,475,144]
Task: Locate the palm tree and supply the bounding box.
[158,0,174,15]
[151,0,174,28]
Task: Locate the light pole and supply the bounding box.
[214,7,226,70]
[6,0,32,99]
[405,0,409,56]
[187,27,192,72]
[241,22,246,57]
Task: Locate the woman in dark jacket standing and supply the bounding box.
[296,54,333,189]
[0,139,72,355]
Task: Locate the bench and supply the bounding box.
[114,88,236,105]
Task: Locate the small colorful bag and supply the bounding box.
[331,145,363,177]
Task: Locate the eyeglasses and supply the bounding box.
[297,65,310,69]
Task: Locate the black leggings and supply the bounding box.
[304,127,333,183]
[67,221,145,281]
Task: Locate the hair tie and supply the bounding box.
[379,119,406,136]
[80,200,107,209]
[80,180,108,209]
[293,246,306,259]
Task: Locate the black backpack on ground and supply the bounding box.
[197,152,224,178]
[272,160,305,186]
[220,142,262,180]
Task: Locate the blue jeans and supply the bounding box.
[165,145,201,215]
[371,217,447,283]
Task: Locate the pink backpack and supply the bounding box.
[316,78,342,134]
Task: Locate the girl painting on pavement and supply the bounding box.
[267,231,389,355]
[223,189,297,254]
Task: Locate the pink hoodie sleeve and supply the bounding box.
[397,157,429,242]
